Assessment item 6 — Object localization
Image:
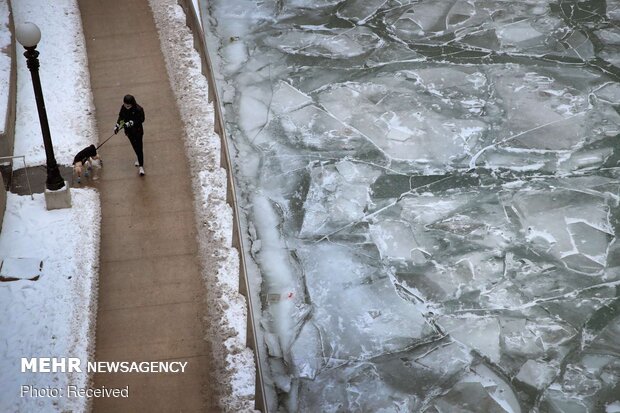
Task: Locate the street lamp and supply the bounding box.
[15,22,65,191]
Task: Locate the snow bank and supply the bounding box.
[11,0,97,167]
[147,0,257,411]
[0,190,100,413]
[0,0,10,135]
[0,1,100,412]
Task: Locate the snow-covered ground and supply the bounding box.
[0,1,99,412]
[0,192,99,413]
[1,0,256,411]
[12,0,95,166]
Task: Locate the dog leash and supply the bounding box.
[96,133,116,150]
[96,121,129,150]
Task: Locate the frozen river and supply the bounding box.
[201,0,620,411]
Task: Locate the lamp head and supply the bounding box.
[16,22,41,48]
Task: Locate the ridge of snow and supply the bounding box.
[147,1,257,411]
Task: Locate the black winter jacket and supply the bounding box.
[117,104,145,137]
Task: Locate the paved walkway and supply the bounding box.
[77,0,216,411]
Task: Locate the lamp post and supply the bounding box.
[15,22,65,191]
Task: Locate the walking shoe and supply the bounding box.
[139,167,145,176]
[134,161,139,167]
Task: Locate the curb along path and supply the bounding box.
[77,0,216,411]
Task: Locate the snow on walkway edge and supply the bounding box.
[148,0,257,411]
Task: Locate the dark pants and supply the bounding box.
[128,133,144,167]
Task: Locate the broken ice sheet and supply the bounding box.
[510,186,615,275]
[204,0,620,410]
[336,0,387,24]
[289,320,322,379]
[501,317,570,359]
[437,315,502,363]
[595,28,620,46]
[270,81,312,114]
[515,359,558,391]
[600,48,620,68]
[383,0,596,61]
[296,339,472,413]
[499,316,579,378]
[371,110,485,165]
[495,19,548,51]
[296,242,435,362]
[313,279,433,360]
[497,19,595,60]
[364,43,424,68]
[279,105,368,153]
[369,219,421,262]
[558,148,615,174]
[274,0,342,17]
[296,361,423,413]
[317,69,490,166]
[263,26,383,59]
[540,311,620,413]
[489,67,594,151]
[399,188,513,248]
[299,160,381,238]
[384,339,473,399]
[430,363,521,413]
[478,147,559,172]
[392,248,513,309]
[594,82,620,105]
[471,68,620,172]
[388,1,458,37]
[495,250,618,319]
[237,85,274,139]
[400,67,491,111]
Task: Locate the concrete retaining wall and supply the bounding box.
[0,0,17,233]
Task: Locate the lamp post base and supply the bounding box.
[46,163,66,191]
[44,181,72,210]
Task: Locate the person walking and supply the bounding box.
[114,94,146,176]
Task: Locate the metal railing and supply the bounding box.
[0,155,34,199]
[176,1,268,411]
